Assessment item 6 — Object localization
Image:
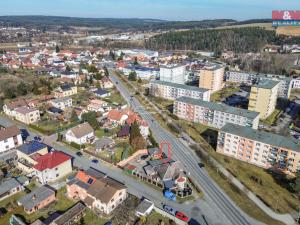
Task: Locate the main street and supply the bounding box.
[109,71,264,225]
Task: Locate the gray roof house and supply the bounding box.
[0,176,29,201]
[18,185,56,214]
[94,137,115,152]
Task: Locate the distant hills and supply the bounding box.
[0,15,272,31]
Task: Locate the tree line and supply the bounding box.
[145,27,300,53]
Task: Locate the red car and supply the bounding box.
[175,211,189,222]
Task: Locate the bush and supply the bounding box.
[70,142,85,150]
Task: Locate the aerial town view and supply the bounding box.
[1,1,300,225]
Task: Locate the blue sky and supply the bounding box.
[1,0,300,21]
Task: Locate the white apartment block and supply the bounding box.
[292,77,300,89]
[217,123,300,175]
[225,71,256,85]
[159,64,186,84]
[149,80,210,101]
[259,75,292,99]
[226,71,292,99]
[174,97,259,129]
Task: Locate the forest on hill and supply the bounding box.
[145,27,300,53]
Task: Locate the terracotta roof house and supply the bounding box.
[3,99,28,117]
[67,169,127,215]
[65,122,95,145]
[0,125,23,155]
[18,185,56,214]
[32,151,72,184]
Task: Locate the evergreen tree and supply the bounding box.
[32,81,41,95]
[17,82,28,95]
[133,57,139,65]
[55,45,60,53]
[70,109,78,123]
[95,72,103,80]
[81,112,99,130]
[128,71,137,81]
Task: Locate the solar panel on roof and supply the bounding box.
[87,178,94,184]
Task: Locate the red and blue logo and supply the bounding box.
[272,10,300,26]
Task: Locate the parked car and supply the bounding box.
[76,151,83,157]
[163,204,176,216]
[91,159,99,164]
[175,211,189,222]
[163,190,176,201]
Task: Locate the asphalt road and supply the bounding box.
[0,115,210,225]
[109,72,264,225]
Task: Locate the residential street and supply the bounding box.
[109,72,265,225]
[0,115,211,225]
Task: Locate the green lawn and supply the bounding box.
[145,211,176,225]
[204,162,285,225]
[82,208,110,225]
[261,109,282,126]
[210,86,240,102]
[95,128,119,138]
[105,91,126,105]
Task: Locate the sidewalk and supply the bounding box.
[190,141,297,225]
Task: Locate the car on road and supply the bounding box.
[163,204,176,216]
[76,151,83,157]
[198,163,205,168]
[91,159,99,164]
[34,136,42,141]
[175,211,189,222]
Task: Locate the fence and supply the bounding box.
[154,206,187,225]
[117,149,148,167]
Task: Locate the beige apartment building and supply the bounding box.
[217,123,300,175]
[199,64,225,93]
[248,80,280,119]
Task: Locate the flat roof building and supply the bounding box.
[174,97,259,129]
[248,80,280,119]
[149,80,210,101]
[217,123,300,175]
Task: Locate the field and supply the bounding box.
[214,22,273,30]
[276,26,300,36]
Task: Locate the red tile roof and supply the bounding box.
[33,151,71,171]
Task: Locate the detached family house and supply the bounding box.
[67,169,127,215]
[0,125,23,155]
[16,142,72,185]
[66,122,95,145]
[18,185,56,214]
[54,83,77,98]
[100,76,114,89]
[0,176,29,201]
[49,97,72,110]
[33,151,72,185]
[3,99,40,124]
